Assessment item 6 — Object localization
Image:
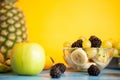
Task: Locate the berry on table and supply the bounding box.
[52,63,66,73]
[87,65,100,76]
[50,63,66,78]
[50,67,62,78]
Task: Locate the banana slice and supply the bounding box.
[70,48,88,66]
[79,62,96,71]
[64,54,77,69]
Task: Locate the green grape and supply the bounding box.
[102,40,112,48]
[63,41,71,48]
[114,42,120,49]
[82,40,91,48]
[108,38,116,47]
[78,36,86,41]
[113,48,119,57]
[85,48,97,59]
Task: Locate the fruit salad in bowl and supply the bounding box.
[63,47,114,71]
[63,36,115,71]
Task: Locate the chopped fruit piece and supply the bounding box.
[71,39,83,48]
[52,63,66,73]
[102,40,112,48]
[114,42,120,49]
[70,48,88,66]
[50,63,66,78]
[80,62,96,71]
[95,48,107,63]
[78,36,86,41]
[82,40,91,48]
[85,48,97,59]
[63,41,71,48]
[113,48,120,57]
[92,48,112,69]
[89,36,102,47]
[50,67,62,78]
[88,65,100,76]
[108,38,116,47]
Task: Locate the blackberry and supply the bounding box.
[53,63,66,73]
[88,65,100,76]
[89,36,102,47]
[50,63,66,78]
[50,67,62,78]
[52,63,66,73]
[71,39,83,48]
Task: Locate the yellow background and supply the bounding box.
[16,0,120,63]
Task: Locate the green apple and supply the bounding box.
[11,42,46,75]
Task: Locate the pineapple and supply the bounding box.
[0,0,28,59]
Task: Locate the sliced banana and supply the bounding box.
[93,60,109,69]
[64,54,77,69]
[70,48,88,66]
[79,62,96,71]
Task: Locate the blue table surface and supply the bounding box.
[0,68,120,80]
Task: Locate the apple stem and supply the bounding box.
[50,57,54,64]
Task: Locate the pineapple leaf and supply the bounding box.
[0,0,17,3]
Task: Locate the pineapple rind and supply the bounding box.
[0,3,28,59]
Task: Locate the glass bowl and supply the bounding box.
[63,48,114,71]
